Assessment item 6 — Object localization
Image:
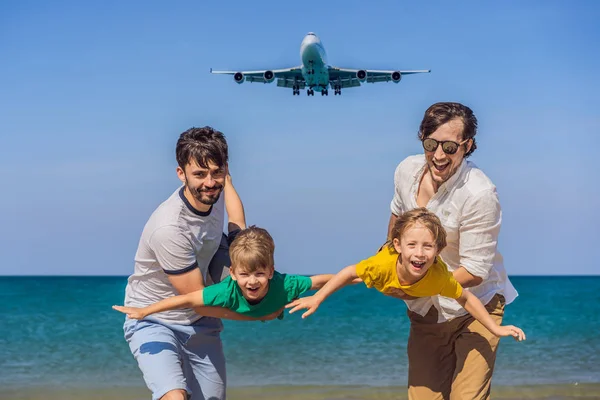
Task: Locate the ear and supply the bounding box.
[465,138,473,154]
[392,238,402,253]
[176,166,186,184]
[267,266,274,279]
[229,267,237,281]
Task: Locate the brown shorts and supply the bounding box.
[407,294,506,400]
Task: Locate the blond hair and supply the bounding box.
[229,226,275,272]
[388,208,447,252]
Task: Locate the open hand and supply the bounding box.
[285,295,321,319]
[112,305,148,320]
[495,325,526,342]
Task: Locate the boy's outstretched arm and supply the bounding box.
[286,265,358,319]
[224,173,246,233]
[309,274,362,290]
[456,290,526,341]
[113,291,282,322]
[113,290,206,320]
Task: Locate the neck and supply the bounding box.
[184,187,211,212]
[426,165,441,193]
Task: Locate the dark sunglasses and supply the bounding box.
[422,138,469,155]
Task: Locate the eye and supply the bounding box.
[212,169,226,178]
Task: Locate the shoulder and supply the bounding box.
[203,276,235,305]
[281,272,311,287]
[461,161,498,198]
[394,154,425,178]
[144,188,187,231]
[356,247,397,276]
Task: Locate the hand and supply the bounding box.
[494,325,526,342]
[260,307,284,321]
[351,277,363,284]
[285,295,321,319]
[112,305,148,320]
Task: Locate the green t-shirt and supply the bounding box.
[202,271,313,318]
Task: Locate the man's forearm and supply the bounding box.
[224,175,246,232]
[453,266,483,288]
[387,213,398,241]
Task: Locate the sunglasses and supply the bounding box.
[422,138,469,155]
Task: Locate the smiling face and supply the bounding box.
[230,265,274,303]
[423,119,472,189]
[393,222,440,285]
[176,160,226,210]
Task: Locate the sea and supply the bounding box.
[2,276,600,399]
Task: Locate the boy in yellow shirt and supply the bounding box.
[286,207,526,341]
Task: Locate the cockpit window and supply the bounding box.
[307,32,316,36]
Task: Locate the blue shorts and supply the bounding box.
[124,317,226,400]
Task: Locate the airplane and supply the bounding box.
[210,32,430,96]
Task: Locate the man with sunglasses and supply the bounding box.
[387,102,518,400]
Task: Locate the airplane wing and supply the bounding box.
[210,67,305,88]
[327,67,430,89]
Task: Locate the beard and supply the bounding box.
[186,180,224,206]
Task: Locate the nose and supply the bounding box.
[433,143,446,160]
[414,246,425,257]
[203,173,216,188]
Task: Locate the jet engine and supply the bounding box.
[234,72,245,84]
[263,70,275,83]
[356,69,367,82]
[391,71,402,83]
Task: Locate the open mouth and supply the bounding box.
[246,287,260,295]
[432,160,450,173]
[410,261,426,270]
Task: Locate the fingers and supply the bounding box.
[287,303,305,314]
[112,305,127,314]
[285,300,300,309]
[508,325,526,342]
[301,308,315,319]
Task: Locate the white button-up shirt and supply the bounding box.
[391,155,518,323]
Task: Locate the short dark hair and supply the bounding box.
[176,126,228,169]
[418,102,478,158]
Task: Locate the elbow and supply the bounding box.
[463,275,484,288]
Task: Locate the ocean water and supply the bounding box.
[1,276,599,391]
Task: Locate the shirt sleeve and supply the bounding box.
[202,279,232,308]
[355,252,386,290]
[284,274,313,302]
[149,226,197,275]
[390,162,405,217]
[459,189,502,280]
[439,271,464,299]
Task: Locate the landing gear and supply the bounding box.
[292,85,300,95]
[306,89,314,96]
[321,89,328,96]
[334,85,341,95]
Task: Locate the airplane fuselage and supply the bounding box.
[300,33,329,92]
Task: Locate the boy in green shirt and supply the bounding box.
[113,226,343,320]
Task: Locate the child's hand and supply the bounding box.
[285,295,321,319]
[494,325,526,342]
[112,305,148,320]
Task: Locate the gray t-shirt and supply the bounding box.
[124,186,225,324]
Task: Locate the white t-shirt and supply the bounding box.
[124,186,224,324]
[391,154,518,323]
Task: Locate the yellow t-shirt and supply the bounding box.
[355,246,463,299]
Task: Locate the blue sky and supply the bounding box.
[1,1,598,276]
